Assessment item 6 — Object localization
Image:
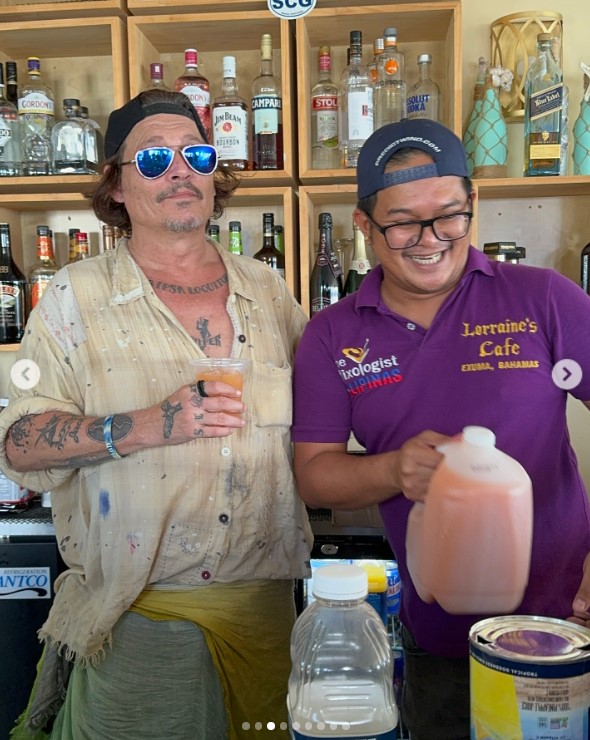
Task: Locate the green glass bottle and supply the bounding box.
[343,223,371,296]
[228,221,243,255]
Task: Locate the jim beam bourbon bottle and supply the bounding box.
[212,56,249,171]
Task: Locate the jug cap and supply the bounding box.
[462,426,496,447]
[313,564,368,600]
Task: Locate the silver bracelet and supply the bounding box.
[103,415,126,460]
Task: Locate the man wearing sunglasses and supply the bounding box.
[292,118,590,739]
[0,90,311,739]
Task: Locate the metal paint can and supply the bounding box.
[469,616,590,739]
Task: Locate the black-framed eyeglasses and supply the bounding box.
[121,144,218,180]
[365,207,473,250]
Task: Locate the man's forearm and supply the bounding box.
[6,406,160,472]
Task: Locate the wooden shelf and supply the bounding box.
[0,0,127,21]
[473,175,590,199]
[0,344,19,351]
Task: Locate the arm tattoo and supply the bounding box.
[36,414,84,451]
[8,415,34,449]
[161,400,182,439]
[87,415,133,444]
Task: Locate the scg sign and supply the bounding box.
[268,0,316,20]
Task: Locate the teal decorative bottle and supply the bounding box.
[472,75,508,179]
[573,66,590,176]
[463,57,487,177]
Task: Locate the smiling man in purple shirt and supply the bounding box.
[292,118,590,740]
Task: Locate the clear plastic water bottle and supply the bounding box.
[288,564,399,739]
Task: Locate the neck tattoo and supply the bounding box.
[148,273,229,296]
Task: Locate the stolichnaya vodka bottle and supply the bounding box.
[311,45,339,170]
[523,33,563,177]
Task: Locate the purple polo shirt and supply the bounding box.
[292,246,590,657]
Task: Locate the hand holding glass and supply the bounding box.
[190,358,250,418]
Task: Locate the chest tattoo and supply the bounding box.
[148,273,229,295]
[192,317,222,349]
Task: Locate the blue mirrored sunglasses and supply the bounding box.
[121,144,218,179]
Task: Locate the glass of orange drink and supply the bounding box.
[190,357,250,414]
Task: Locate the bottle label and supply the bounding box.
[0,118,15,148]
[384,58,400,76]
[213,106,248,160]
[313,96,338,147]
[0,283,24,325]
[347,90,374,139]
[529,83,563,122]
[30,278,51,310]
[179,85,211,134]
[18,92,54,117]
[407,94,431,115]
[252,95,282,135]
[349,258,371,275]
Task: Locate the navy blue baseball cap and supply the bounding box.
[104,91,209,160]
[357,118,469,200]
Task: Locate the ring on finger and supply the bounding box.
[196,379,208,398]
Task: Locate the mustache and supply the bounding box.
[155,182,204,203]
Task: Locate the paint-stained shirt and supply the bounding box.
[0,239,312,661]
[292,245,590,657]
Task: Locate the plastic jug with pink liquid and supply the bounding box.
[405,426,533,615]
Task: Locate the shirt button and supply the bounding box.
[221,446,231,457]
[406,322,416,331]
[238,334,246,343]
[219,513,229,524]
[201,570,211,580]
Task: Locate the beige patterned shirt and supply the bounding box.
[0,239,312,661]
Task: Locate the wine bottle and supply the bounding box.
[343,223,371,296]
[0,223,27,343]
[310,212,343,314]
[253,212,285,277]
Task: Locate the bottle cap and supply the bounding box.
[349,30,362,46]
[229,221,241,230]
[537,33,551,42]
[383,27,398,38]
[417,53,432,64]
[462,426,496,448]
[313,564,368,600]
[63,98,80,108]
[184,49,198,66]
[150,62,164,79]
[222,56,236,79]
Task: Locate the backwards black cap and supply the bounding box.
[357,118,469,200]
[104,92,209,160]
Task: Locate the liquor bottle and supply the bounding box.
[368,37,385,86]
[68,228,80,262]
[339,30,374,169]
[0,223,27,343]
[51,98,88,174]
[207,223,220,243]
[228,221,243,255]
[343,223,371,296]
[310,212,343,314]
[374,27,407,129]
[407,54,440,121]
[174,49,211,141]
[28,225,59,311]
[147,62,170,91]
[18,57,54,176]
[251,34,283,171]
[581,242,590,294]
[0,63,22,176]
[253,212,285,277]
[273,224,284,255]
[5,62,18,106]
[311,45,339,170]
[69,231,89,263]
[212,56,249,171]
[78,105,100,173]
[523,33,563,177]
